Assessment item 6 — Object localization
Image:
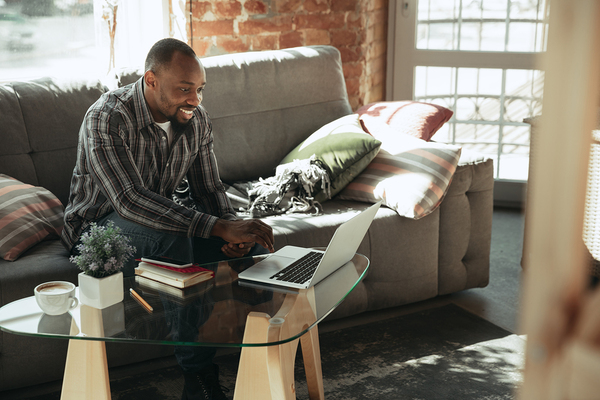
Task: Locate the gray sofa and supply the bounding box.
[0,45,494,392]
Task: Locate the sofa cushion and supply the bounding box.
[278,114,382,202]
[337,124,462,219]
[0,175,64,261]
[357,101,453,141]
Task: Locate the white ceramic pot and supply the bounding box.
[78,271,124,309]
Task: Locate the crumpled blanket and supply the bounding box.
[246,155,331,218]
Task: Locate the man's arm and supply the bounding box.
[186,136,236,220]
[186,114,274,252]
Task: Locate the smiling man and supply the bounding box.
[61,38,274,400]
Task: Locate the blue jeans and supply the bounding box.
[79,211,268,373]
[94,211,256,278]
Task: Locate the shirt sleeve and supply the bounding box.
[187,110,238,227]
[85,109,218,238]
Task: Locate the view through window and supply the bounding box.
[413,0,549,180]
[0,0,101,81]
[0,0,186,82]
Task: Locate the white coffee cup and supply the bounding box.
[34,281,78,316]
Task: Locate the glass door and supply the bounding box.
[387,0,549,205]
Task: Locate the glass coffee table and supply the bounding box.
[0,253,369,400]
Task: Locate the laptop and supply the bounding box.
[238,201,381,289]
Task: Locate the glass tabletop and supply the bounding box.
[0,253,369,347]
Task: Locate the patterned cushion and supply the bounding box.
[0,174,64,261]
[337,123,461,219]
[357,101,453,141]
[279,114,382,203]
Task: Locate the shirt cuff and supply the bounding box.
[221,213,237,221]
[189,212,219,239]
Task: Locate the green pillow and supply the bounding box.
[279,114,382,202]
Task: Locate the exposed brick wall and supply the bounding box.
[187,0,388,110]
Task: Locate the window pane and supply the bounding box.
[0,1,99,80]
[480,22,506,51]
[481,0,508,19]
[504,69,545,122]
[456,97,500,121]
[418,0,459,21]
[461,0,483,19]
[459,22,482,51]
[503,125,531,145]
[414,66,455,97]
[510,0,544,19]
[498,151,530,180]
[455,123,499,144]
[417,0,547,53]
[477,68,502,95]
[417,22,457,50]
[507,22,538,52]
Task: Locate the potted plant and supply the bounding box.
[70,221,136,309]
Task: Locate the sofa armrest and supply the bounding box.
[438,151,494,294]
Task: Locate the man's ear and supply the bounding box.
[144,70,157,90]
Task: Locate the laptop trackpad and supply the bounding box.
[250,255,295,275]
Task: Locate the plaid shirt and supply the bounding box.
[61,78,236,251]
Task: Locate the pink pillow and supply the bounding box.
[357,101,453,141]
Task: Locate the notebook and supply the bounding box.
[238,201,381,289]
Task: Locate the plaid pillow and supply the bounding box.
[337,124,461,219]
[0,174,64,261]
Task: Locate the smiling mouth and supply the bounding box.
[180,108,194,116]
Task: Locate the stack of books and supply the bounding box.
[134,258,215,304]
[135,260,213,288]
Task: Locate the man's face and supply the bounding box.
[145,51,206,131]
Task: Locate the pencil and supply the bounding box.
[130,288,153,313]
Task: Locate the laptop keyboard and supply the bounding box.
[270,251,324,284]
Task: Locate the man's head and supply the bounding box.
[143,38,206,131]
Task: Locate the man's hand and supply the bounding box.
[221,242,255,258]
[211,219,275,253]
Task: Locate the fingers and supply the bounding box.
[244,220,274,252]
[214,219,275,253]
[221,242,254,258]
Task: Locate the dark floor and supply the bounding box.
[1,207,525,399]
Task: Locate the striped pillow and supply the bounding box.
[0,174,64,261]
[337,125,461,219]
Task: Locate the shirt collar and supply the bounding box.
[132,77,156,129]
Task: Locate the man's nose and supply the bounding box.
[187,92,201,106]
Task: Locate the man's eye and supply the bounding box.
[180,88,189,92]
[197,87,205,94]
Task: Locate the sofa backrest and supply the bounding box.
[0,77,108,206]
[0,45,352,206]
[201,46,353,182]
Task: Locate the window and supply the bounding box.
[387,0,550,203]
[0,0,186,82]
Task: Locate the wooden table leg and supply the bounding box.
[234,289,324,400]
[301,325,325,399]
[61,305,111,400]
[61,339,111,400]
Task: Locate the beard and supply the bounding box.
[168,114,193,133]
[159,91,194,133]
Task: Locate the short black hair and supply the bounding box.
[145,38,197,74]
